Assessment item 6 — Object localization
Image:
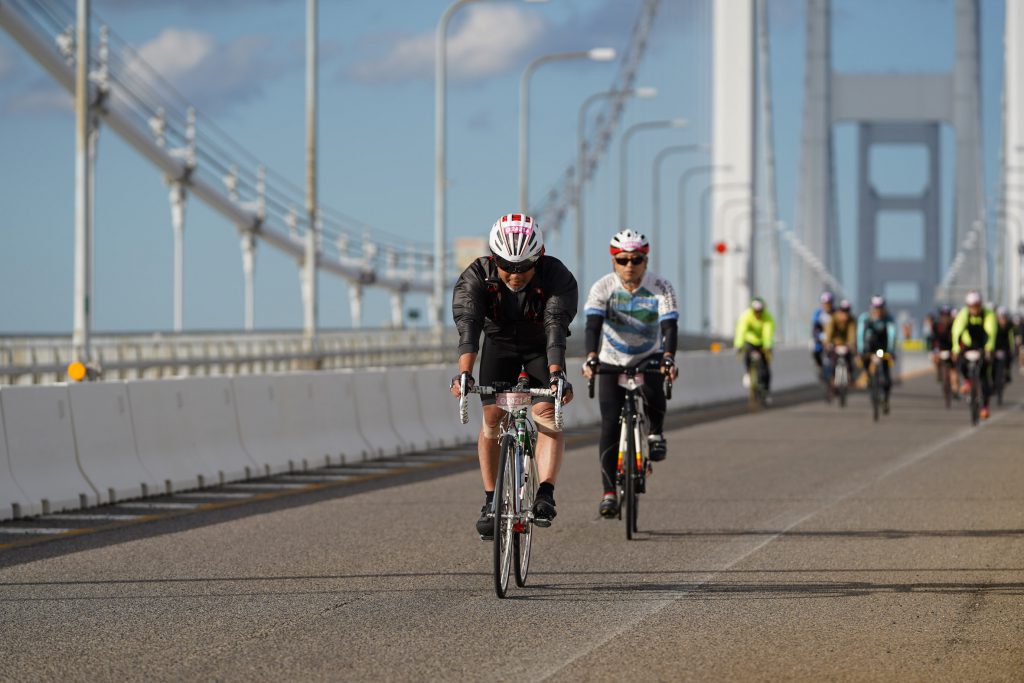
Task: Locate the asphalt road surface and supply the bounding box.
[1,372,1022,682]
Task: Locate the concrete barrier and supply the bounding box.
[68,381,159,504]
[177,377,256,483]
[0,402,31,521]
[232,374,291,474]
[352,370,404,458]
[283,372,370,467]
[0,385,99,515]
[385,369,434,452]
[413,366,457,448]
[127,379,221,493]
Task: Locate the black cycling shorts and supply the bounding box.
[477,339,553,406]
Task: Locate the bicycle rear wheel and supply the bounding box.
[513,446,537,587]
[870,368,880,422]
[492,438,515,598]
[942,363,952,409]
[624,414,637,540]
[969,366,981,426]
[994,358,1005,406]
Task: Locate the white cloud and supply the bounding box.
[118,28,279,112]
[348,4,546,83]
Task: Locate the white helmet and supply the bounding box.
[964,290,982,307]
[489,214,544,273]
[609,229,650,255]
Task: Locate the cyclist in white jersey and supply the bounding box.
[581,229,679,518]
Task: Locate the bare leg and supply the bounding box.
[478,405,503,491]
[532,403,564,484]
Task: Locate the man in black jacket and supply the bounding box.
[450,214,578,539]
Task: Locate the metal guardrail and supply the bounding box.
[0,329,723,385]
[0,329,460,385]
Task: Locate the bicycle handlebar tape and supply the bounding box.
[554,379,565,432]
[459,373,469,425]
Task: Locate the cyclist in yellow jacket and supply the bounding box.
[734,297,776,403]
[951,290,997,419]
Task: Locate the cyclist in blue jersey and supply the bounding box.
[582,230,679,519]
[857,295,897,414]
[811,292,835,381]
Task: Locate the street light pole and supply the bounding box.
[72,0,92,362]
[651,143,707,273]
[435,0,548,331]
[519,47,616,212]
[303,0,318,350]
[575,86,657,297]
[618,118,688,230]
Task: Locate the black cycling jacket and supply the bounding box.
[452,255,578,369]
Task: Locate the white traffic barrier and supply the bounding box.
[177,377,256,483]
[0,401,31,521]
[127,379,222,493]
[385,369,434,452]
[0,385,99,515]
[351,370,404,458]
[232,374,292,475]
[68,381,159,504]
[283,372,370,468]
[413,366,458,448]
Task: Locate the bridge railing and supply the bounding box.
[0,329,462,385]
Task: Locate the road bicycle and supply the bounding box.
[961,348,984,426]
[867,349,893,422]
[745,348,769,410]
[935,349,955,409]
[587,358,672,540]
[829,345,852,408]
[459,372,564,598]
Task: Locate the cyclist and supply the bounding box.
[857,295,897,414]
[811,292,835,382]
[581,229,679,519]
[734,297,776,403]
[823,299,856,390]
[928,305,958,393]
[951,290,996,420]
[994,306,1017,386]
[450,214,578,539]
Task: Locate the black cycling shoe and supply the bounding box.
[476,503,494,541]
[648,434,667,462]
[599,493,619,518]
[532,491,556,527]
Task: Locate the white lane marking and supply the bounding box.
[116,502,200,510]
[342,462,410,469]
[40,514,141,521]
[537,405,1019,681]
[173,492,256,500]
[322,467,395,474]
[222,483,309,490]
[279,475,354,482]
[0,528,74,535]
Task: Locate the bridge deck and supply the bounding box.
[0,373,1021,680]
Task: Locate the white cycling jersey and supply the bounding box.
[585,271,679,367]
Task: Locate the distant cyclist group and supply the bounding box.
[809,289,1022,422]
[446,211,1023,580]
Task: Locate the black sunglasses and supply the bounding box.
[614,255,646,266]
[494,256,538,274]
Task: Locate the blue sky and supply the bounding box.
[0,0,1007,333]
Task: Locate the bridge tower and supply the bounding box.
[793,0,984,328]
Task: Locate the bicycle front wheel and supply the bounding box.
[623,413,637,541]
[493,437,515,598]
[513,446,538,587]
